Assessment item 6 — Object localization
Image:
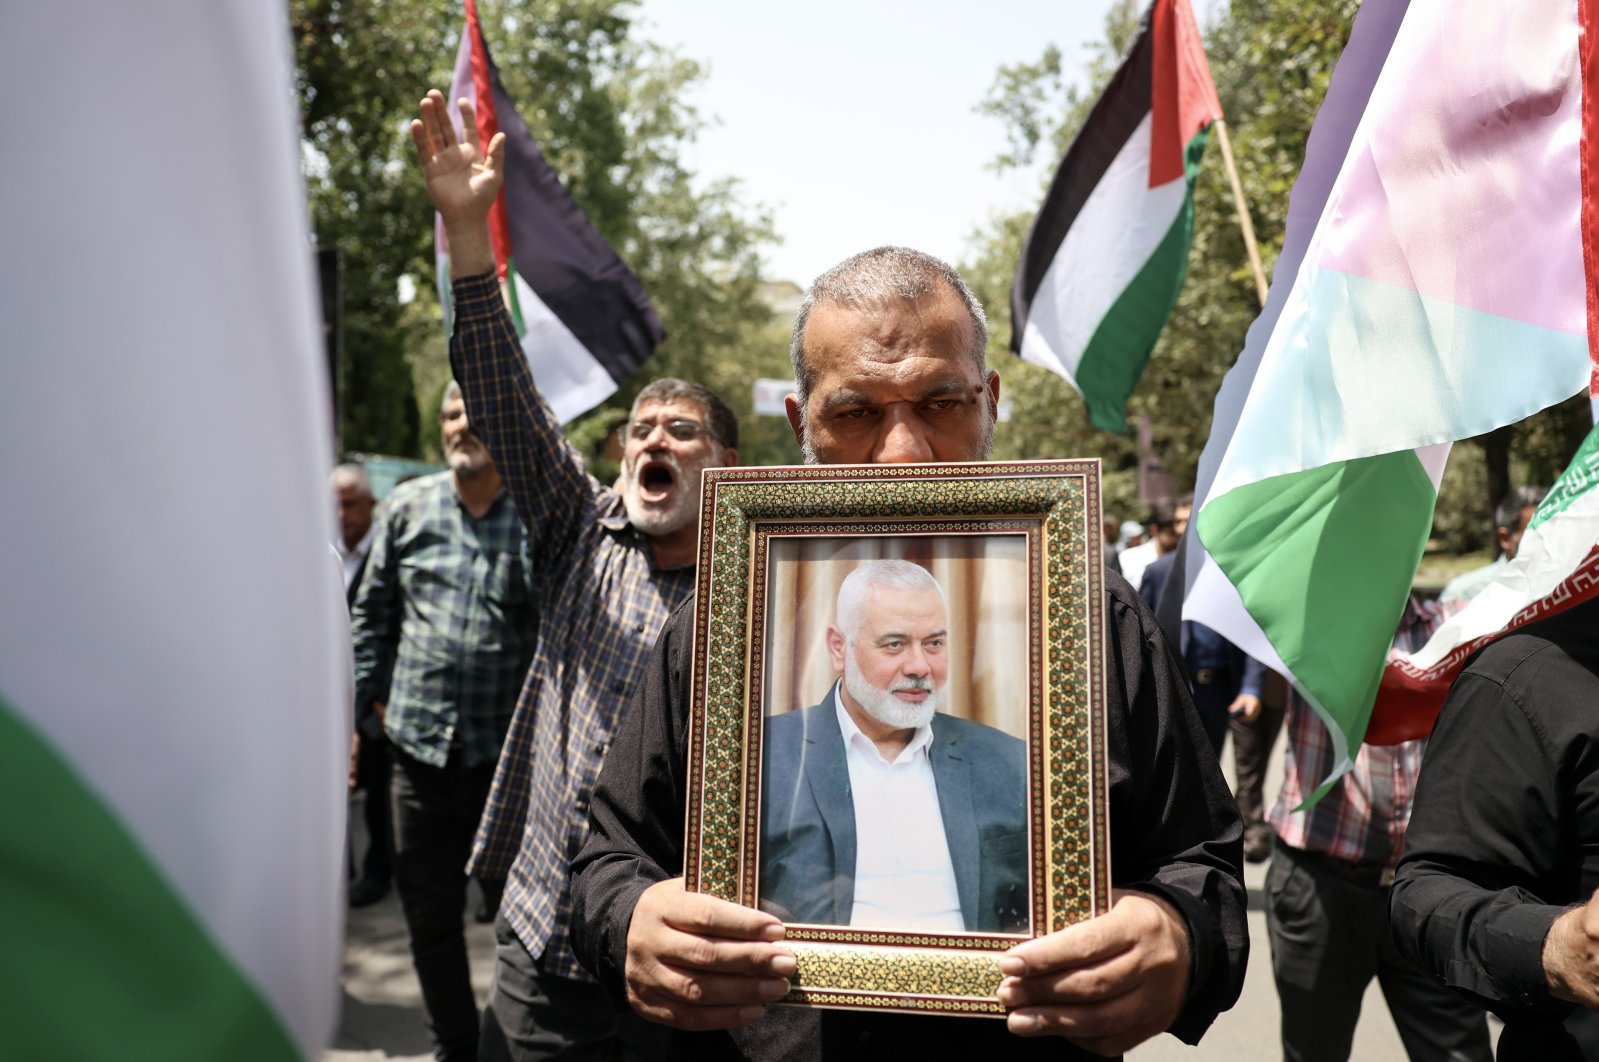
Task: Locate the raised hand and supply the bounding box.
[409,89,502,276]
[410,89,504,222]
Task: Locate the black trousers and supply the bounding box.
[478,913,672,1061]
[1266,839,1493,1062]
[352,728,393,884]
[390,746,497,1062]
[1230,670,1286,847]
[1189,672,1234,756]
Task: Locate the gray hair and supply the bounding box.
[835,559,948,640]
[1495,485,1548,533]
[441,380,463,414]
[789,246,989,415]
[330,462,373,498]
[631,377,740,450]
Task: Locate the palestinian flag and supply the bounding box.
[1179,0,1595,796]
[1369,416,1599,744]
[1,2,346,1057]
[1011,0,1222,434]
[438,0,664,425]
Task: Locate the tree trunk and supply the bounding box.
[1482,425,1513,527]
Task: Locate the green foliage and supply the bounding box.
[293,0,452,457]
[970,0,1590,538]
[1431,442,1488,553]
[292,0,780,465]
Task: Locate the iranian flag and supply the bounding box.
[1369,416,1599,744]
[1011,0,1222,434]
[1,2,346,1057]
[438,0,664,425]
[1179,0,1596,795]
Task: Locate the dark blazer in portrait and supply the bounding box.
[759,693,1029,933]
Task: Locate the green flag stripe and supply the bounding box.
[1528,420,1599,531]
[1195,450,1436,790]
[1074,129,1210,433]
[0,696,299,1061]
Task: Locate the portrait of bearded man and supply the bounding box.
[758,558,1029,934]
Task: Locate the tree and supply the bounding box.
[291,0,781,465]
[293,0,451,457]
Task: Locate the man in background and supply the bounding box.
[1266,592,1492,1062]
[333,463,378,603]
[1138,495,1264,757]
[1102,515,1124,575]
[1120,497,1186,590]
[351,384,537,1061]
[333,462,392,907]
[1438,485,1547,611]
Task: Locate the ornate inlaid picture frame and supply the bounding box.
[682,460,1112,1018]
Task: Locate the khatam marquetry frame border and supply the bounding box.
[683,460,1111,1017]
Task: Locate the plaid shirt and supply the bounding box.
[1268,594,1443,869]
[451,274,697,982]
[351,471,536,768]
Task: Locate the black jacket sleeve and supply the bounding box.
[1390,670,1569,1015]
[569,598,697,1000]
[1100,571,1248,1042]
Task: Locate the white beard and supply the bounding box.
[843,644,939,730]
[622,452,705,537]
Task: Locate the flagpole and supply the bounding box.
[1214,119,1269,308]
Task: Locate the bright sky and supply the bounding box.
[637,0,1225,285]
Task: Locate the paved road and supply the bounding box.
[327,738,1445,1061]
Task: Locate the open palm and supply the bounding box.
[410,89,505,224]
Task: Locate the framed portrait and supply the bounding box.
[682,460,1112,1017]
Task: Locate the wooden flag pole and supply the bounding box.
[1214,119,1269,309]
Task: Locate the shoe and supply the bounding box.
[1243,830,1272,864]
[348,875,391,908]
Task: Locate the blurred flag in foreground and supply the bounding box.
[0,2,347,1057]
[1369,416,1599,744]
[1180,0,1595,795]
[437,0,664,424]
[1011,0,1222,433]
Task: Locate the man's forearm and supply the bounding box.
[444,217,495,278]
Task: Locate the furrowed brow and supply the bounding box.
[818,388,877,412]
[818,377,980,412]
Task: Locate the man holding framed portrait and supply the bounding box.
[568,239,1248,1058]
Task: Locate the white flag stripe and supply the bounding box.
[1018,113,1187,379]
[1405,489,1599,671]
[512,272,621,424]
[2,2,344,1054]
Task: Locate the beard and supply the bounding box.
[843,644,940,730]
[622,450,708,537]
[446,440,492,479]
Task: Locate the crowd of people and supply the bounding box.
[330,88,1599,1062]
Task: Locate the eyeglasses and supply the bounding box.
[626,418,713,444]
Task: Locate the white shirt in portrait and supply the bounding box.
[834,692,964,933]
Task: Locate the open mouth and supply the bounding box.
[637,460,677,504]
